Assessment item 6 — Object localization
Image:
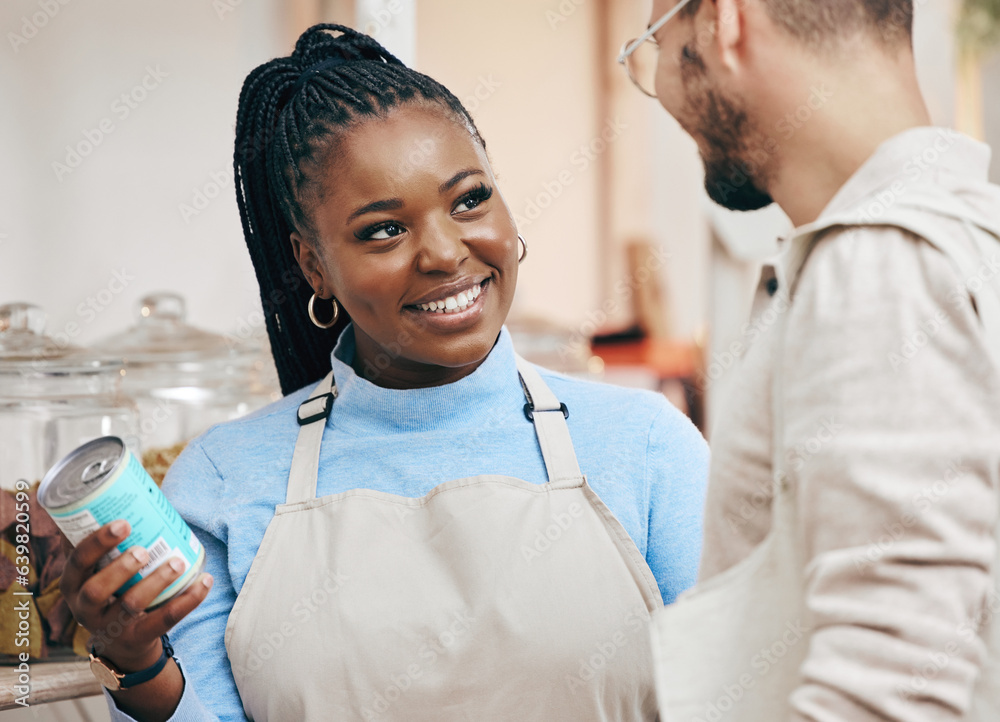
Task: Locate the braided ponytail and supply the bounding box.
[233,23,486,395]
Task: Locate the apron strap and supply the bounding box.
[515,355,584,482]
[284,355,584,505]
[286,370,337,505]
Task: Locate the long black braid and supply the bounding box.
[233,23,487,395]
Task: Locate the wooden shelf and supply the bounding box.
[591,339,701,379]
[0,660,101,710]
[591,339,705,431]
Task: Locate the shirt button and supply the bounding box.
[766,278,779,297]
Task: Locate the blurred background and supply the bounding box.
[0,0,999,716]
[2,0,999,424]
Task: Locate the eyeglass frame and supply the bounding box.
[617,0,696,97]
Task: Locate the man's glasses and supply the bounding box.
[617,0,695,97]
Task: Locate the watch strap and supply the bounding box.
[92,634,174,690]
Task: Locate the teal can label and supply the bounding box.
[39,436,205,608]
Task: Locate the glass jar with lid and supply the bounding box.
[93,292,280,482]
[0,302,138,492]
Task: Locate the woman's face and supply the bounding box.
[291,104,519,388]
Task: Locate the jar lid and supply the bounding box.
[0,302,120,374]
[94,292,258,366]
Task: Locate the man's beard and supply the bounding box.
[679,43,774,212]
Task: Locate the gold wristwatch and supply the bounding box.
[89,635,174,691]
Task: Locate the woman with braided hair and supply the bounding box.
[62,24,709,721]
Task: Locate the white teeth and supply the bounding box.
[415,282,483,314]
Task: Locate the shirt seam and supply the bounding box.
[644,404,668,558]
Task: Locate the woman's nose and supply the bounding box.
[415,228,468,274]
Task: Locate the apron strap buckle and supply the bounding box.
[298,391,336,426]
[523,402,569,423]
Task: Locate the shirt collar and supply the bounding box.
[325,324,525,434]
[772,127,992,290]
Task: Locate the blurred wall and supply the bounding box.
[985,49,1000,183]
[0,0,709,360]
[0,0,989,373]
[0,0,285,349]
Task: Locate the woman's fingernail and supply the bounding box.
[169,558,185,573]
[201,574,214,589]
[110,520,129,537]
[130,547,149,565]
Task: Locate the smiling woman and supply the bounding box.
[233,24,518,394]
[59,22,710,722]
[288,103,518,389]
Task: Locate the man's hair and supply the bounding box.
[684,0,914,47]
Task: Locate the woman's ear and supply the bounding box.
[290,231,327,296]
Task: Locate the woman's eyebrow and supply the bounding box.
[347,198,404,223]
[439,169,484,194]
[345,169,484,223]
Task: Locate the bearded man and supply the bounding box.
[618,1,1000,719]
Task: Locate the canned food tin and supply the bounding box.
[39,436,205,608]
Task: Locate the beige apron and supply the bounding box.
[225,354,663,721]
[650,189,1000,721]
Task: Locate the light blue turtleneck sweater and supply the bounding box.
[105,325,709,721]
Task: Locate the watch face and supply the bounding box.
[90,657,122,690]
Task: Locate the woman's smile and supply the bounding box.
[403,276,492,330]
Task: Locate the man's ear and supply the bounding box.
[290,231,326,295]
[711,0,747,72]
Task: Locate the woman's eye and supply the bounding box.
[360,223,405,241]
[453,184,493,214]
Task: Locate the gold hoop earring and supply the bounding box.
[517,234,528,264]
[308,293,339,329]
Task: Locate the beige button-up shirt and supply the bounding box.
[702,127,1000,719]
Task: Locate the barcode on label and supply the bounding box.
[139,538,174,578]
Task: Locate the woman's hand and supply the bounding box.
[61,518,212,707]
